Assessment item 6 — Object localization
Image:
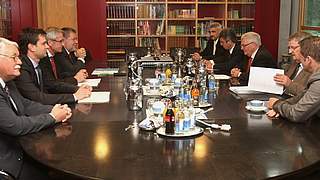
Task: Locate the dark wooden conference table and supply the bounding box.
[19,62,320,180]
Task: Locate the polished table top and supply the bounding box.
[19,67,320,180]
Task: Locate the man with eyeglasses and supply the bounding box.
[39,27,88,93]
[0,37,72,179]
[192,22,228,68]
[14,27,92,105]
[267,36,320,122]
[273,32,311,96]
[55,27,92,79]
[230,32,276,85]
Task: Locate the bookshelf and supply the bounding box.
[0,0,12,38]
[106,0,255,58]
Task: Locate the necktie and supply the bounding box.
[35,65,43,92]
[50,57,58,79]
[246,57,253,73]
[4,85,18,113]
[286,61,299,79]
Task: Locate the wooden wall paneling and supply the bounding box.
[37,0,77,30]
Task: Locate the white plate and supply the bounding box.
[156,126,204,138]
[245,105,268,112]
[194,102,212,108]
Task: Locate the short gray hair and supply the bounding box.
[288,32,311,42]
[46,27,64,40]
[209,22,223,29]
[0,38,18,53]
[241,32,261,46]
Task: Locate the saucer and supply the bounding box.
[245,105,268,112]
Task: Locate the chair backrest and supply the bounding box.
[0,170,16,180]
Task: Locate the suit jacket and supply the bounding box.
[0,133,23,178]
[0,90,54,178]
[200,39,229,61]
[39,55,78,94]
[14,55,76,105]
[214,43,246,75]
[284,68,312,96]
[0,81,55,136]
[54,48,86,79]
[239,46,277,85]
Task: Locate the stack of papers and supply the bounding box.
[214,74,230,80]
[91,68,119,76]
[229,86,261,95]
[78,91,110,104]
[78,78,101,87]
[229,67,284,95]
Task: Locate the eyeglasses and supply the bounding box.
[0,53,20,62]
[208,30,217,33]
[52,39,64,43]
[288,45,300,50]
[241,42,254,48]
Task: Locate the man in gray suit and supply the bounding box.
[0,37,72,179]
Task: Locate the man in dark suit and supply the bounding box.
[213,28,246,75]
[0,37,72,179]
[192,22,229,69]
[14,28,92,105]
[40,27,88,94]
[55,27,91,79]
[230,32,277,85]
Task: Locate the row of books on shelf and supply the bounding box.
[138,37,161,49]
[137,20,165,35]
[107,37,135,49]
[137,4,165,18]
[197,21,214,36]
[0,0,10,20]
[168,9,196,18]
[168,25,195,35]
[0,21,11,37]
[228,9,254,19]
[107,5,135,18]
[167,37,190,49]
[198,37,208,51]
[107,21,135,35]
[231,24,254,36]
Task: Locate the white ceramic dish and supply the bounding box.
[156,126,204,138]
[245,105,268,112]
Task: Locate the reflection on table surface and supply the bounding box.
[19,64,320,180]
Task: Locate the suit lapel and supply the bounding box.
[1,84,20,115]
[22,55,41,90]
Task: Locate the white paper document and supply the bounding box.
[78,78,101,87]
[248,67,284,94]
[78,91,110,104]
[229,67,284,95]
[229,86,262,94]
[214,74,230,80]
[91,68,119,76]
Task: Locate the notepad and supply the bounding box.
[91,68,119,76]
[78,91,110,104]
[78,78,101,87]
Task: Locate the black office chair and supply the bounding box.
[0,170,15,180]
